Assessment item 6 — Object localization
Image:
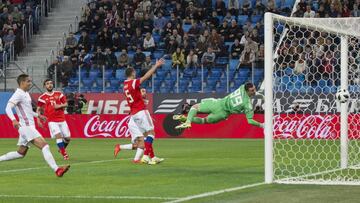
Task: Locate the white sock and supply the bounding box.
[0,151,23,161]
[134,148,144,161]
[41,145,59,172]
[120,144,133,150]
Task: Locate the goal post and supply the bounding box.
[264,12,360,185]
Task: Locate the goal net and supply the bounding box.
[264,13,360,185]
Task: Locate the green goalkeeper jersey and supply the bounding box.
[220,85,261,127]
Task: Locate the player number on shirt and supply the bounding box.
[125,90,134,103]
[229,89,243,107]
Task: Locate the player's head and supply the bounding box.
[17,74,31,91]
[125,67,136,79]
[244,82,256,97]
[43,79,54,92]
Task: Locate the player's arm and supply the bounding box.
[5,102,20,129]
[54,93,68,109]
[245,109,263,128]
[139,58,165,84]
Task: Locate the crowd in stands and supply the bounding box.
[49,0,358,93]
[0,0,40,60]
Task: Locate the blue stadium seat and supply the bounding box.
[153,50,164,59]
[162,60,172,70]
[188,85,202,92]
[318,79,327,88]
[89,69,100,79]
[76,69,87,79]
[114,52,121,59]
[203,86,214,93]
[238,15,248,25]
[109,79,120,87]
[91,86,102,93]
[82,78,94,87]
[284,67,293,75]
[105,86,116,93]
[143,51,151,57]
[80,86,91,93]
[251,15,262,23]
[183,24,191,33]
[229,59,239,70]
[215,86,227,93]
[63,87,75,94]
[104,69,113,80]
[282,76,291,84]
[115,69,125,80]
[96,78,105,87]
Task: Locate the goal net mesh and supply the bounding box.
[269,15,360,185]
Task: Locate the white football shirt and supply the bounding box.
[8,88,36,126]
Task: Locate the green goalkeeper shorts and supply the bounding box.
[198,98,229,124]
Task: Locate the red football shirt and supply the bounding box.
[123,79,146,115]
[37,91,66,122]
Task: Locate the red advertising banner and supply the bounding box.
[31,93,154,114]
[0,114,359,139]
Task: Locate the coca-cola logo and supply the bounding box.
[273,115,338,139]
[84,115,131,138]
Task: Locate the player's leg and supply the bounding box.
[114,116,144,163]
[49,122,68,160]
[204,111,229,124]
[27,126,70,177]
[0,145,28,161]
[141,110,164,164]
[60,122,71,149]
[176,99,217,129]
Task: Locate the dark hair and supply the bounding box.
[244,82,255,91]
[125,67,135,77]
[43,78,53,86]
[17,74,29,85]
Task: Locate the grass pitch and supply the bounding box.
[0,139,358,203]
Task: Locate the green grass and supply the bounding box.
[0,139,358,203]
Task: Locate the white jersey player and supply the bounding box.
[0,74,70,177]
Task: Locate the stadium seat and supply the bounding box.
[91,86,102,93]
[153,50,164,59]
[238,15,248,25]
[80,86,91,93]
[115,69,125,80]
[203,86,214,93]
[95,78,105,87]
[104,69,113,80]
[89,69,100,79]
[82,78,94,87]
[318,79,327,88]
[251,15,262,23]
[229,59,239,70]
[183,24,191,33]
[109,79,120,87]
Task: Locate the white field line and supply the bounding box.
[0,194,179,200]
[0,159,127,174]
[164,182,265,203]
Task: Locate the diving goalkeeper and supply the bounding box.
[174,82,264,129]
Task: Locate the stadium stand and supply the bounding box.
[54,0,300,93]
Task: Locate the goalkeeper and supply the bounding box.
[174,82,264,129]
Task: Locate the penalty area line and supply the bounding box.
[0,159,129,174]
[165,182,266,203]
[0,194,180,200]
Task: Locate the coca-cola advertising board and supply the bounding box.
[0,114,359,139]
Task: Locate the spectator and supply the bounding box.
[60,56,74,87]
[130,28,143,51]
[118,49,129,68]
[172,47,185,68]
[3,29,15,50]
[253,0,265,15]
[0,7,9,22]
[141,56,153,76]
[166,37,178,54]
[256,44,265,67]
[142,13,154,34]
[292,4,303,17]
[143,32,156,52]
[91,47,106,66]
[64,32,78,55]
[154,12,167,33]
[241,0,252,15]
[104,48,117,67]
[11,7,23,22]
[215,0,226,16]
[78,31,91,52]
[230,38,243,59]
[228,19,242,42]
[228,0,240,16]
[47,59,61,81]
[133,47,146,68]
[239,47,255,66]
[171,29,182,45]
[223,11,233,24]
[208,11,220,28]
[244,36,258,54]
[342,4,351,17]
[186,49,199,68]
[112,32,125,52]
[104,13,115,28]
[294,53,306,74]
[182,39,192,56]
[188,21,200,37]
[218,20,229,41]
[352,4,360,17]
[90,15,103,32]
[195,34,207,57]
[185,2,197,20]
[201,47,216,68]
[303,5,315,18]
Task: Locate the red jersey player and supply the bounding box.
[114,58,165,164]
[37,79,71,160]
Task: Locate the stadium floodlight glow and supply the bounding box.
[264,12,360,185]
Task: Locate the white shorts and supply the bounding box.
[128,110,154,143]
[17,126,42,146]
[48,121,71,139]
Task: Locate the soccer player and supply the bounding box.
[174,82,264,129]
[0,74,70,177]
[114,59,165,165]
[37,79,71,160]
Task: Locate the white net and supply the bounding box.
[267,14,360,185]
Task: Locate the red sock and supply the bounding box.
[59,148,67,156]
[144,142,154,158]
[144,142,150,156]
